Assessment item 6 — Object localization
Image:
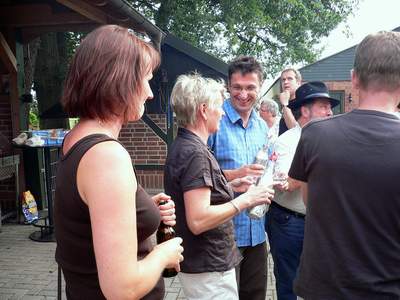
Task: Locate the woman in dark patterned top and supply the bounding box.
[54,25,183,299]
[164,74,274,299]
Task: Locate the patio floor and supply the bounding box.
[0,222,277,299]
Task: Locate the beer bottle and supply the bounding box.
[156,200,178,277]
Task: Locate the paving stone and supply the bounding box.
[0,276,25,280]
[178,289,186,298]
[0,278,11,284]
[27,281,50,287]
[163,277,174,287]
[170,282,183,289]
[42,283,56,291]
[0,223,278,300]
[23,286,43,297]
[0,283,15,289]
[35,290,55,297]
[164,292,179,300]
[20,296,45,300]
[0,288,28,300]
[165,287,180,293]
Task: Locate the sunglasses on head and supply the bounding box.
[127,28,153,45]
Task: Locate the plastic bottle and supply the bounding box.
[252,144,269,185]
[246,140,277,219]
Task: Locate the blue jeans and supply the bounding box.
[266,203,305,300]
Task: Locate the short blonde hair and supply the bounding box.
[171,74,226,127]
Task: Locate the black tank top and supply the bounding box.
[54,134,164,299]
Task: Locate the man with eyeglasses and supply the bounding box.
[259,99,280,142]
[208,56,268,300]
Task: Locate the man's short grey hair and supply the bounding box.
[354,31,400,91]
[171,73,226,127]
[260,99,279,117]
[280,67,302,83]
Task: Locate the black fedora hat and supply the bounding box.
[288,81,340,110]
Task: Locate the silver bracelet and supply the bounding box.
[230,200,240,213]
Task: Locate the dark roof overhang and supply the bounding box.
[0,0,165,49]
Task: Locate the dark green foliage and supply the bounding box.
[129,0,358,75]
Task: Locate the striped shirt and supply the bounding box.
[208,99,268,247]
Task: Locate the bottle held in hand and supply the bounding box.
[247,150,278,219]
[252,144,269,185]
[156,200,178,277]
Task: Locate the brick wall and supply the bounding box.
[0,94,16,212]
[325,81,359,113]
[119,114,167,191]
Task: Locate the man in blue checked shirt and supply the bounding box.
[208,56,268,300]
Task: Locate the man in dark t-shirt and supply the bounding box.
[289,31,400,299]
[278,67,301,135]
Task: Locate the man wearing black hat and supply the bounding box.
[289,31,400,299]
[266,81,340,300]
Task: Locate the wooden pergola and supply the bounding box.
[0,0,164,134]
[0,0,164,206]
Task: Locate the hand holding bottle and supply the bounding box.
[154,237,184,274]
[245,184,274,208]
[228,176,255,193]
[152,193,176,226]
[233,184,274,212]
[236,164,265,178]
[156,200,182,277]
[247,145,278,219]
[273,172,289,192]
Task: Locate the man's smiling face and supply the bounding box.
[228,72,261,117]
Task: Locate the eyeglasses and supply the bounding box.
[230,85,258,93]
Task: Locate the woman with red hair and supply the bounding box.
[54,25,183,299]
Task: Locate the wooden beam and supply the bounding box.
[56,0,108,24]
[0,32,17,74]
[20,24,97,43]
[0,4,93,27]
[9,70,27,196]
[9,70,20,139]
[141,114,167,143]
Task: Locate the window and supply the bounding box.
[329,90,345,115]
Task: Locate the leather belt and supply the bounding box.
[270,201,306,218]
